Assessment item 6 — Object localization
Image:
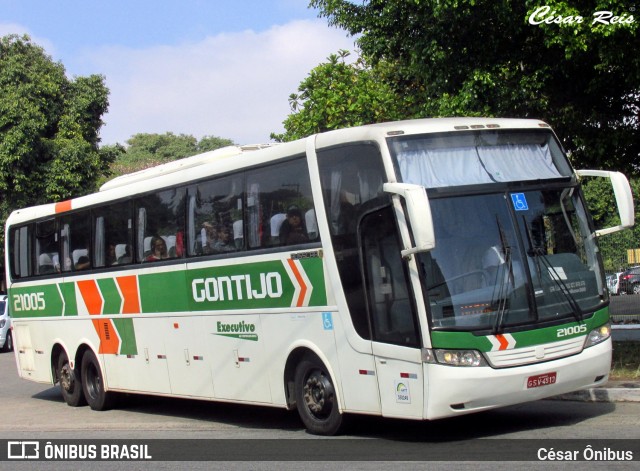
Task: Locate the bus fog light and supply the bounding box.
[434,349,487,367]
[584,323,611,348]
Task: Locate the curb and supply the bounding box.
[551,387,640,403]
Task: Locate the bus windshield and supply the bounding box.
[415,191,604,332]
[389,131,604,332]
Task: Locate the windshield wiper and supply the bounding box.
[521,216,584,322]
[492,217,513,334]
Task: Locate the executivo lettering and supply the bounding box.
[192,272,283,303]
[216,321,258,341]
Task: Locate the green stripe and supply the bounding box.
[112,318,138,355]
[97,278,122,315]
[9,256,329,318]
[59,282,78,316]
[431,307,610,350]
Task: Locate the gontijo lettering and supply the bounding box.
[192,272,283,302]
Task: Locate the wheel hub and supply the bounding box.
[303,371,334,417]
[60,364,75,392]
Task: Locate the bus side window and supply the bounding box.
[93,200,133,267]
[189,175,243,256]
[135,187,186,263]
[60,211,91,272]
[361,206,419,347]
[34,219,59,275]
[245,157,315,249]
[10,225,32,278]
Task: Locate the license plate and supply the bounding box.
[527,372,557,389]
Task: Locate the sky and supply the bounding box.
[0,0,356,146]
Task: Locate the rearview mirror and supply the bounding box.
[576,170,634,236]
[383,182,435,257]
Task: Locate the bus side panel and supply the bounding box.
[13,322,51,384]
[209,313,271,403]
[262,309,341,408]
[102,317,172,395]
[330,310,382,415]
[164,315,215,398]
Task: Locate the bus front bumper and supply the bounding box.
[424,338,611,420]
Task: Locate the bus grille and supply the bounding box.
[485,337,585,368]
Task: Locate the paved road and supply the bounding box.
[1,350,639,469]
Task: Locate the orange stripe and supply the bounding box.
[495,334,509,351]
[92,319,120,354]
[116,275,141,314]
[77,280,103,315]
[55,200,72,213]
[287,259,307,307]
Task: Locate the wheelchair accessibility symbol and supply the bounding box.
[322,312,334,330]
[511,193,529,211]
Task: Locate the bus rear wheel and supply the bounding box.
[294,357,343,435]
[81,350,113,411]
[57,351,87,407]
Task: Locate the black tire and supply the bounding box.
[81,349,113,411]
[57,351,87,407]
[294,356,343,435]
[2,331,12,352]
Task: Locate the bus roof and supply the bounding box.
[6,118,552,226]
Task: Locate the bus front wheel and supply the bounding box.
[57,351,87,407]
[294,356,343,435]
[81,350,113,411]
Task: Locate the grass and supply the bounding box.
[610,341,640,380]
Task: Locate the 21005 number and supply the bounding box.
[13,292,46,311]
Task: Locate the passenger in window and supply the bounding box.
[117,245,132,265]
[39,253,55,274]
[213,225,234,252]
[200,222,217,254]
[146,236,169,262]
[106,244,118,266]
[280,206,309,245]
[70,245,91,270]
[75,255,90,270]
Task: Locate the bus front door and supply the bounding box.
[361,207,425,419]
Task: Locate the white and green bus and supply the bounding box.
[5,118,634,435]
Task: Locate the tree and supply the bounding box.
[309,0,639,174]
[273,50,410,141]
[198,135,235,153]
[109,132,235,177]
[0,34,113,248]
[582,176,640,271]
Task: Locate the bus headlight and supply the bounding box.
[434,349,488,367]
[584,323,611,348]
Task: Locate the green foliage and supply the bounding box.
[109,132,235,177]
[0,34,113,253]
[582,176,640,271]
[273,50,412,141]
[198,135,236,153]
[611,341,640,380]
[307,0,639,174]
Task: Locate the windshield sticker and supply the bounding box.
[511,193,529,211]
[548,266,568,280]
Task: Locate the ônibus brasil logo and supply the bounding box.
[215,320,258,341]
